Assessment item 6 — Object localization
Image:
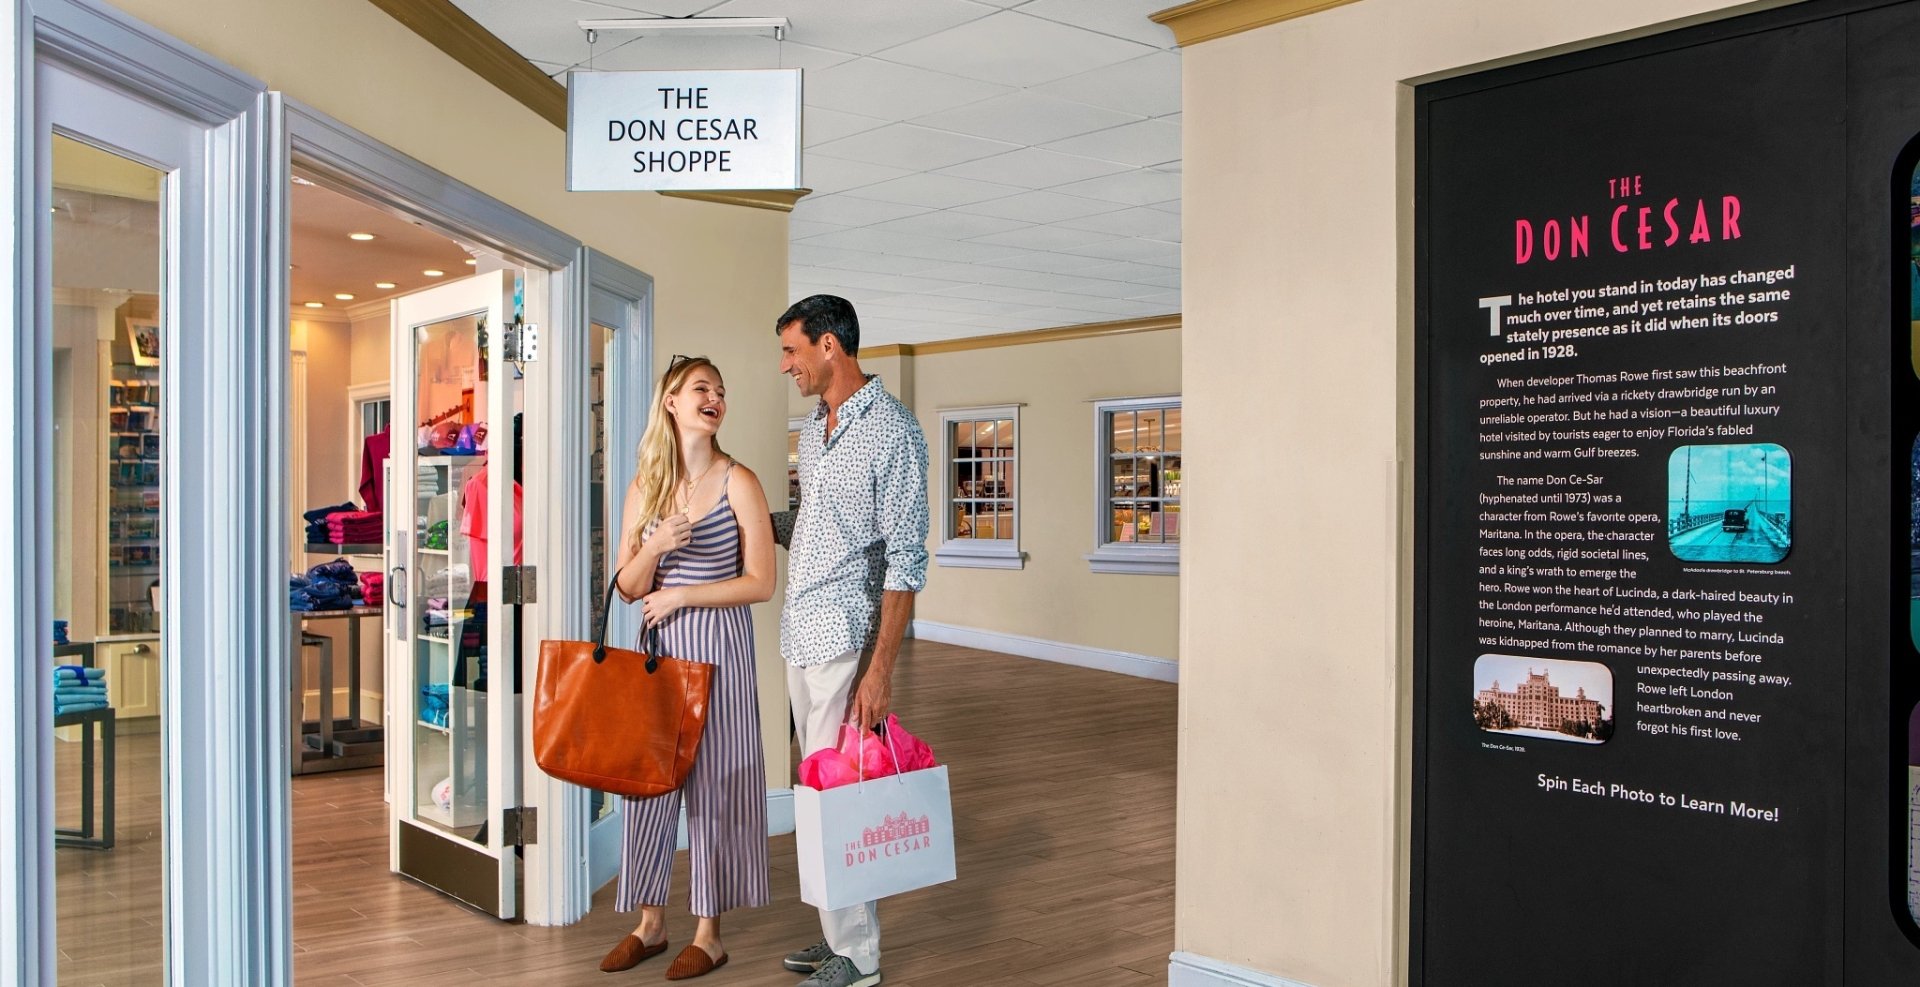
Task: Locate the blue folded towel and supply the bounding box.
[54,699,107,716]
[54,665,105,685]
[55,683,107,696]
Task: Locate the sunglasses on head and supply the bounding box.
[667,354,710,372]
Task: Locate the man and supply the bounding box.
[771,294,929,987]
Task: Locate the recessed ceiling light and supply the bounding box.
[423,269,444,277]
[303,302,324,308]
[291,175,316,187]
[335,293,355,301]
[464,258,477,265]
[374,282,396,290]
[348,232,376,241]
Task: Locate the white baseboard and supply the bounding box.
[910,620,1178,683]
[1169,952,1318,987]
[766,787,794,837]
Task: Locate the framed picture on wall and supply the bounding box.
[126,316,160,367]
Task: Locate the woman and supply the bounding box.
[600,356,776,980]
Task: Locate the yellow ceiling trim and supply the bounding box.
[865,314,1180,359]
[364,0,811,212]
[659,189,813,213]
[1150,0,1363,47]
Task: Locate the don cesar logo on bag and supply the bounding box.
[566,69,802,192]
[846,813,935,867]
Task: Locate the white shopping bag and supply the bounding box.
[794,765,956,911]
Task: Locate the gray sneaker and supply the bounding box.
[782,940,833,973]
[797,954,882,987]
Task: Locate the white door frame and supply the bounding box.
[577,256,654,901]
[285,101,619,928]
[2,1,286,984]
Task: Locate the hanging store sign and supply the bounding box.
[567,69,802,192]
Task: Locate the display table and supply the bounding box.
[54,706,114,850]
[291,607,384,775]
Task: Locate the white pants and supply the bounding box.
[788,649,881,974]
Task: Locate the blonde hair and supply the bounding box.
[631,357,727,541]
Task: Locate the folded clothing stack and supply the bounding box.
[291,559,362,612]
[420,683,450,728]
[324,510,382,545]
[424,564,472,602]
[54,665,109,716]
[359,572,384,608]
[303,502,358,545]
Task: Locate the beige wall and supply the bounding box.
[911,332,1180,660]
[105,0,793,787]
[1177,2,1771,984]
[783,334,1180,662]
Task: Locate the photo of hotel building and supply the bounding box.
[1476,669,1606,732]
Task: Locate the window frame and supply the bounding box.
[1088,395,1182,575]
[934,404,1024,570]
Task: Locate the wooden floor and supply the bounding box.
[56,640,1177,986]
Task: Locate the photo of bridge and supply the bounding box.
[1667,443,1792,564]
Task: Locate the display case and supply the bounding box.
[410,455,488,832]
[106,360,160,633]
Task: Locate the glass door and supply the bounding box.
[385,270,522,917]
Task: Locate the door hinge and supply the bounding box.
[505,320,540,363]
[503,806,537,846]
[502,565,537,604]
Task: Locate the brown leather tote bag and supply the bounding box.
[534,580,713,797]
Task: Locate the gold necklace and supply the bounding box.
[679,457,723,513]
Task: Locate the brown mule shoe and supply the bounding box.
[600,934,669,973]
[664,944,729,980]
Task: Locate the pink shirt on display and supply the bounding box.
[460,465,522,576]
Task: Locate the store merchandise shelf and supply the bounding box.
[417,718,451,735]
[304,542,382,556]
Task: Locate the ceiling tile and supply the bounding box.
[1050,294,1174,317]
[811,123,1018,172]
[583,35,850,72]
[1061,236,1180,265]
[796,156,913,196]
[1148,198,1181,216]
[1041,118,1181,167]
[453,0,652,65]
[788,219,851,240]
[704,0,993,55]
[913,92,1141,147]
[1051,168,1181,207]
[1035,51,1182,117]
[868,211,1032,240]
[969,225,1123,251]
[804,58,1009,118]
[1072,260,1177,283]
[874,11,1156,89]
[577,0,732,15]
[861,273,978,294]
[930,283,1100,308]
[1057,206,1182,240]
[935,146,1133,189]
[841,173,1023,209]
[955,189,1126,223]
[790,192,930,226]
[804,106,890,147]
[974,250,1120,274]
[1127,288,1183,306]
[790,242,949,275]
[991,270,1140,296]
[800,227,995,261]
[1016,0,1179,48]
[897,293,1036,317]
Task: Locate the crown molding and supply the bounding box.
[290,306,351,325]
[658,188,813,213]
[866,313,1180,359]
[364,0,809,212]
[1150,0,1362,47]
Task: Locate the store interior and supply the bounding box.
[49,142,538,981]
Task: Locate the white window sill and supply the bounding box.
[935,542,1025,570]
[1085,544,1180,575]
